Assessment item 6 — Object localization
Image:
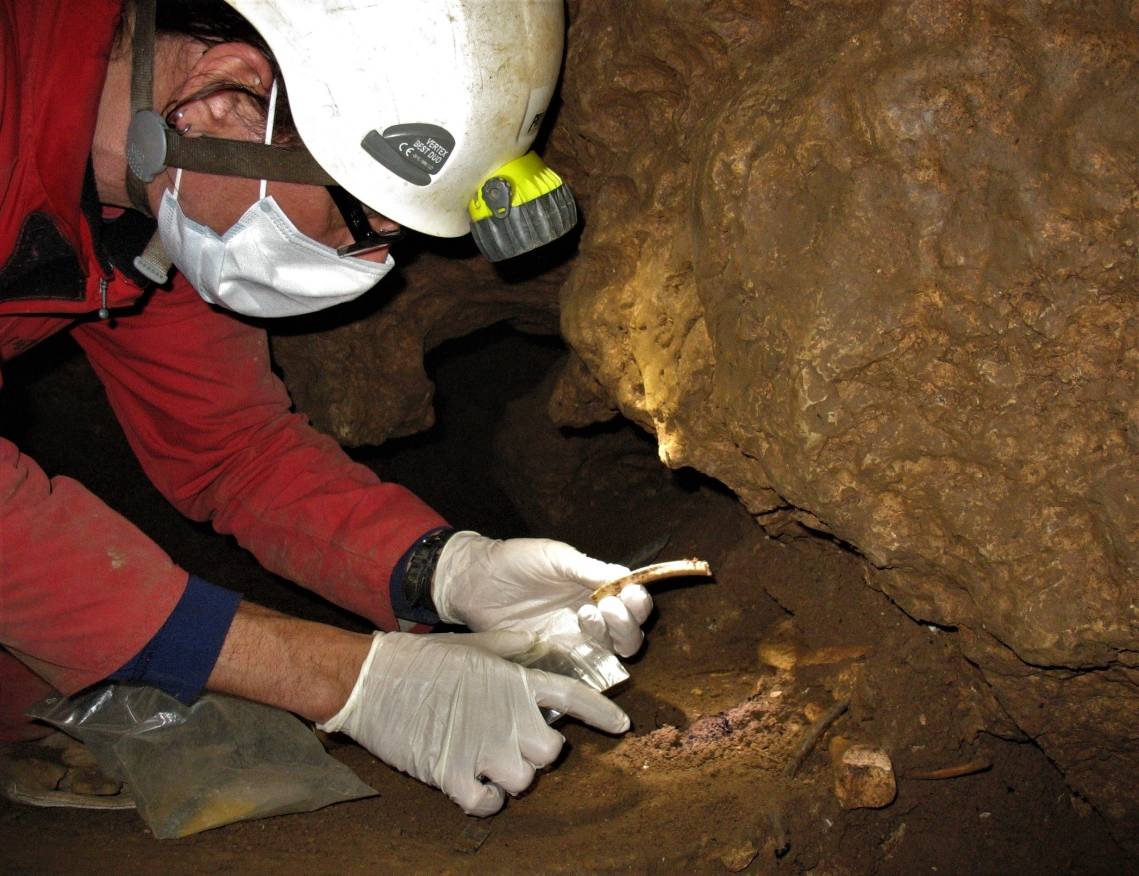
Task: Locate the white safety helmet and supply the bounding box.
[126,0,578,262]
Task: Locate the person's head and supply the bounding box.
[115,2,368,266]
[126,0,578,278]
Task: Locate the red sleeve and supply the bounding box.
[71,280,448,629]
[0,435,187,693]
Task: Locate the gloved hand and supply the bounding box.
[431,532,653,657]
[318,630,629,816]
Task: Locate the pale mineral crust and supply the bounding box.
[549,0,1139,848]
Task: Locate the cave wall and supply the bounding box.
[272,246,566,445]
[271,0,1139,847]
[548,0,1139,843]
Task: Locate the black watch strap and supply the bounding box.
[390,528,455,625]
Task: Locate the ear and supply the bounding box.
[169,42,275,139]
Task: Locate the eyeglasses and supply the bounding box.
[326,185,404,258]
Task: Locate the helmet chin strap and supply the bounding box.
[124,0,173,284]
[124,0,157,216]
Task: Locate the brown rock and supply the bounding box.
[720,841,759,872]
[550,0,1139,848]
[832,744,897,810]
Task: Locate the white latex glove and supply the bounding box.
[432,532,654,658]
[318,630,630,816]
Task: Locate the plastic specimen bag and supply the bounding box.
[29,684,376,838]
[507,607,630,723]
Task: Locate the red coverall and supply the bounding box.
[0,0,447,740]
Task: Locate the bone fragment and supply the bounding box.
[906,757,992,780]
[589,559,712,603]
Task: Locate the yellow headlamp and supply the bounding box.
[468,152,578,262]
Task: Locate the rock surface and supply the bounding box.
[831,740,897,810]
[547,0,1139,848]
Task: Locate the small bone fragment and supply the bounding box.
[590,559,712,603]
[832,744,897,809]
[906,757,992,780]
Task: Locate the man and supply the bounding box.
[0,0,651,815]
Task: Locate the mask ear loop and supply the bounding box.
[260,78,279,201]
[173,167,184,198]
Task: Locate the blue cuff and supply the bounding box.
[109,574,242,703]
[389,527,452,626]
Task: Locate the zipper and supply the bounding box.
[81,158,117,322]
[97,276,110,320]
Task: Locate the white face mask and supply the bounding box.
[156,81,393,318]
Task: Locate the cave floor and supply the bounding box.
[0,328,1130,874]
